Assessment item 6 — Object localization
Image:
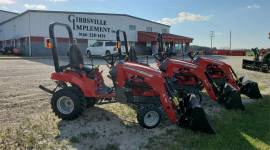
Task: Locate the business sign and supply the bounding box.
[68,14,116,39]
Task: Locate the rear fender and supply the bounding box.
[51,71,97,97]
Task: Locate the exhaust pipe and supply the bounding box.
[240,80,262,99]
[39,85,54,94]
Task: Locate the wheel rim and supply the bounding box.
[143,111,159,127]
[57,96,74,114]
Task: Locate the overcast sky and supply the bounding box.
[0,0,270,49]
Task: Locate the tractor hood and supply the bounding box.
[159,58,198,72]
[123,62,162,78]
[196,56,226,66]
[169,58,198,68]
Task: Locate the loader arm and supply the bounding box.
[115,62,178,123]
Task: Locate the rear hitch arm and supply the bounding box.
[39,85,55,94]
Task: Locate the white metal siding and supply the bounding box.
[28,12,169,41]
[0,13,30,41]
[0,11,169,42]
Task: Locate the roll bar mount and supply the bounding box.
[49,22,74,72]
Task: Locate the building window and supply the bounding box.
[162,29,169,33]
[146,27,152,32]
[129,25,136,31]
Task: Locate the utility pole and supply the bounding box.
[229,30,232,50]
[210,31,215,49]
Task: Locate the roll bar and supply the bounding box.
[116,30,129,59]
[49,22,74,72]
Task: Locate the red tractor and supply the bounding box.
[188,52,262,100]
[39,22,215,133]
[152,34,261,110]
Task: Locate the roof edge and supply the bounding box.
[0,9,170,27]
[0,10,19,15]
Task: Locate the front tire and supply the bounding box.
[105,50,111,56]
[87,50,92,58]
[51,88,84,120]
[137,105,161,129]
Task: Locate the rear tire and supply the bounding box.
[85,98,96,108]
[51,88,84,120]
[137,105,161,129]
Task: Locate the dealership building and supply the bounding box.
[0,10,193,56]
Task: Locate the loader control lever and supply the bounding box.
[153,53,167,62]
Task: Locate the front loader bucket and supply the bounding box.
[240,80,262,99]
[219,83,245,110]
[188,94,216,134]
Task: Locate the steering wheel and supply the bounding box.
[188,51,199,60]
[102,53,120,66]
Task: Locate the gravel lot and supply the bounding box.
[0,56,269,149]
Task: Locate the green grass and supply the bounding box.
[145,96,270,150]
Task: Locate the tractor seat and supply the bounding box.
[69,44,96,77]
[82,65,97,79]
[69,44,84,68]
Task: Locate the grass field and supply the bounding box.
[1,94,269,150]
[145,96,270,150]
[0,56,269,150]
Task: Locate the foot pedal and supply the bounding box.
[97,86,113,94]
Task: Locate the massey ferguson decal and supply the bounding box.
[124,66,154,78]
